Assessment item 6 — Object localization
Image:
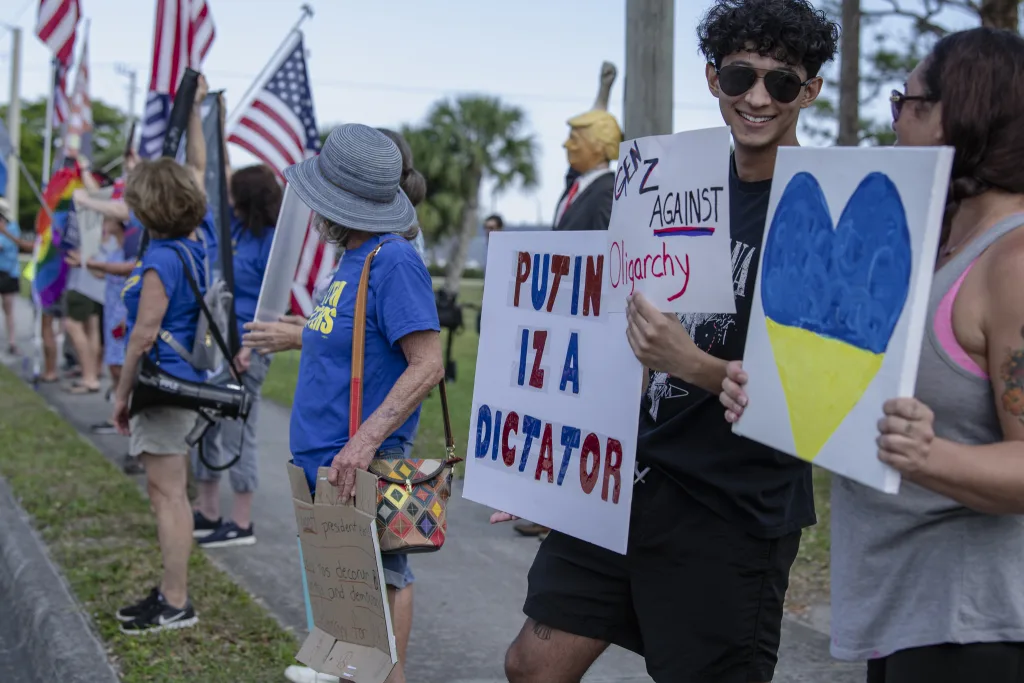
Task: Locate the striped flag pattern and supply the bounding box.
[65,29,91,158]
[35,0,80,66]
[53,62,71,126]
[139,0,216,158]
[227,31,332,317]
[226,31,320,176]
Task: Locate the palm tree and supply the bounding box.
[402,124,465,244]
[421,96,538,295]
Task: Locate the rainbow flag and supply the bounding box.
[24,165,86,309]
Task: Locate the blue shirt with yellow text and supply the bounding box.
[289,235,440,489]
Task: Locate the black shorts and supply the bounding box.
[524,468,801,683]
[868,642,1024,683]
[65,290,103,323]
[0,272,19,295]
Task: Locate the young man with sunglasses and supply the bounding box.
[500,2,839,682]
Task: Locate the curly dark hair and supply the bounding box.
[697,0,840,78]
[230,164,282,238]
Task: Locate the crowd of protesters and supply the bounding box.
[0,0,1022,681]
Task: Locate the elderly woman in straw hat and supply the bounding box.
[278,124,443,683]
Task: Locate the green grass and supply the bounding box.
[262,278,832,607]
[0,365,299,682]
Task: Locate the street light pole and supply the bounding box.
[115,63,138,146]
[623,0,675,139]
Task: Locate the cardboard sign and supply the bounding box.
[288,464,397,682]
[462,231,643,554]
[605,126,736,315]
[73,186,114,266]
[733,146,954,493]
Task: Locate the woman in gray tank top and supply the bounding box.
[719,27,1024,683]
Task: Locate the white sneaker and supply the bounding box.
[284,664,340,683]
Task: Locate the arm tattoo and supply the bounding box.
[532,622,553,641]
[1000,325,1024,424]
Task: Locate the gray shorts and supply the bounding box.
[190,352,271,493]
[129,406,197,456]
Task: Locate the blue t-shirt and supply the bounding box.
[122,236,207,383]
[132,206,217,278]
[289,235,441,488]
[0,221,21,277]
[230,213,274,341]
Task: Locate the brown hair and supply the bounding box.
[923,28,1024,208]
[377,128,427,207]
[230,164,282,238]
[124,158,207,239]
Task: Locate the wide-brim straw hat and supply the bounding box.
[283,123,417,234]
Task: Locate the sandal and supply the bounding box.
[67,382,101,394]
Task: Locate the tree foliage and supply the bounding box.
[807,0,1022,146]
[416,95,538,294]
[1,98,128,230]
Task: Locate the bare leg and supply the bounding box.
[108,364,121,388]
[504,618,608,683]
[140,452,192,608]
[41,314,57,380]
[64,317,100,389]
[383,584,414,683]
[230,491,254,530]
[195,480,220,521]
[2,293,15,349]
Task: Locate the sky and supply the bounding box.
[0,0,884,227]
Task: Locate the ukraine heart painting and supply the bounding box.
[761,171,912,461]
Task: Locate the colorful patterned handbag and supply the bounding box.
[350,239,462,554]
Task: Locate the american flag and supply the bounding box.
[227,31,320,175]
[227,31,331,317]
[65,29,91,158]
[35,0,80,67]
[139,0,216,159]
[53,62,71,126]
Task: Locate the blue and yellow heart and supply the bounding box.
[761,172,912,461]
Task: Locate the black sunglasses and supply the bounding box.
[716,65,812,104]
[890,89,937,122]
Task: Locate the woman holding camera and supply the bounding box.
[281,124,442,683]
[111,157,209,635]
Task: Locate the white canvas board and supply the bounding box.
[75,186,114,266]
[254,184,315,323]
[463,230,643,554]
[605,125,736,315]
[733,146,954,493]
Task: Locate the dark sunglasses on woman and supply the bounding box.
[715,64,813,104]
[890,89,937,123]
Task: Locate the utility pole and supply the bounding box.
[6,27,21,218]
[838,0,861,147]
[623,0,674,139]
[115,63,138,144]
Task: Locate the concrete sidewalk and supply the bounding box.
[2,296,864,683]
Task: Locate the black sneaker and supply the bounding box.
[119,593,198,636]
[116,587,161,622]
[197,521,256,549]
[192,510,221,539]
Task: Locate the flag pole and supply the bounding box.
[225,3,313,133]
[41,57,57,188]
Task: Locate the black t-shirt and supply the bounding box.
[636,157,816,539]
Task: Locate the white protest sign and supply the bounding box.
[605,126,736,314]
[254,184,317,323]
[463,230,642,554]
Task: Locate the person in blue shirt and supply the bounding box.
[279,124,442,683]
[191,163,278,550]
[111,157,208,636]
[0,198,34,355]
